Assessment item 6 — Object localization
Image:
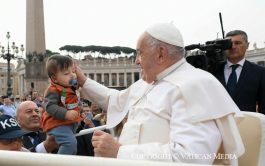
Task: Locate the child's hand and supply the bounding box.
[65,110,79,120]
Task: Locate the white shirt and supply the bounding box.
[224,58,245,83]
[81,58,244,165]
[0,104,16,117]
[35,142,47,153]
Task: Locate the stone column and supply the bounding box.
[116,73,120,87]
[101,73,104,85]
[25,0,48,95]
[94,72,97,81]
[109,73,112,86]
[131,72,135,83]
[26,0,46,54]
[124,72,127,87]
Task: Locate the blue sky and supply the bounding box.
[0,0,265,59]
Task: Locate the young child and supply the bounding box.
[42,55,82,155]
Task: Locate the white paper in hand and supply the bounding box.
[75,125,108,137]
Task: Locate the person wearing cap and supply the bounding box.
[75,23,244,165]
[0,114,32,151]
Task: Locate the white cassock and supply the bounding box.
[81,58,245,165]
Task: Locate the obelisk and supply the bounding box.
[26,0,46,54]
[25,0,48,95]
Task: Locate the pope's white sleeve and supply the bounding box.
[81,78,113,111]
[81,78,130,128]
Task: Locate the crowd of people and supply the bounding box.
[0,90,106,156]
[1,22,265,165]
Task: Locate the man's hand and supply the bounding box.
[84,117,95,128]
[92,130,121,158]
[74,64,87,87]
[43,135,58,153]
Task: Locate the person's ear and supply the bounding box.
[50,75,58,83]
[246,42,249,50]
[157,45,167,64]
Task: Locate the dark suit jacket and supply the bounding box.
[22,130,94,156]
[22,131,47,152]
[214,60,265,114]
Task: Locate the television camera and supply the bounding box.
[184,38,232,73]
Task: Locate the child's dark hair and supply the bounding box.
[46,55,73,78]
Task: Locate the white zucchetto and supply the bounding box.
[146,22,184,48]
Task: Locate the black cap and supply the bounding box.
[0,115,33,140]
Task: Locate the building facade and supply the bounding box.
[245,47,265,67]
[1,46,263,96]
[12,55,139,96]
[79,55,139,88]
[0,62,17,96]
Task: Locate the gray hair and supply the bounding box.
[226,30,248,43]
[145,35,185,58]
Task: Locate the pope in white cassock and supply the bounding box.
[75,23,245,165]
